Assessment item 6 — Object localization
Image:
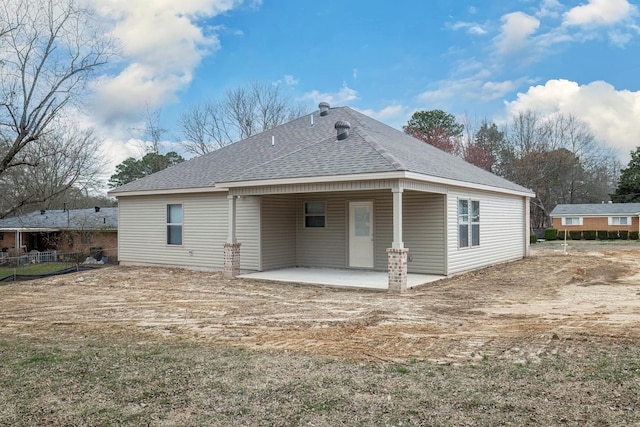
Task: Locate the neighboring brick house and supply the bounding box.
[550,203,640,234]
[0,207,118,262]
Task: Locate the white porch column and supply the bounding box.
[224,195,241,279]
[392,184,404,249]
[227,195,237,244]
[388,182,408,292]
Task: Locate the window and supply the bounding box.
[458,199,480,248]
[0,232,3,241]
[167,204,183,245]
[562,217,583,226]
[304,201,326,228]
[609,216,631,226]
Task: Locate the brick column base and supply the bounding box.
[223,242,241,279]
[387,247,409,292]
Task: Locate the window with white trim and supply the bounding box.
[167,204,183,245]
[609,216,631,225]
[458,199,480,248]
[561,217,583,226]
[304,201,326,228]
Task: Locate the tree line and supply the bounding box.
[404,109,622,228]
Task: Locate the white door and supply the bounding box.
[349,201,374,268]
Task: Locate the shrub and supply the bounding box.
[630,231,639,240]
[569,230,582,240]
[607,230,619,240]
[544,228,558,241]
[530,234,537,244]
[583,230,597,240]
[619,230,629,240]
[557,230,566,240]
[597,230,608,240]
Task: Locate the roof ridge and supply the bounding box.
[343,108,407,171]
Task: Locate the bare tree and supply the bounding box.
[179,82,309,156]
[0,0,111,217]
[0,122,106,218]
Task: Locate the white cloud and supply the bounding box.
[418,71,531,106]
[495,12,541,55]
[563,0,633,26]
[274,74,298,86]
[505,79,640,158]
[537,0,563,18]
[302,82,359,106]
[353,68,358,79]
[450,21,488,35]
[89,0,242,124]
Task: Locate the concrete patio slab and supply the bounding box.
[238,267,444,290]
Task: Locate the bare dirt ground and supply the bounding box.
[2,244,640,363]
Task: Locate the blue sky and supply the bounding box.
[87,0,640,177]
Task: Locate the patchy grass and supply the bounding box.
[1,336,639,426]
[0,262,75,280]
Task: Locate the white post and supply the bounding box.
[227,195,237,243]
[392,183,404,249]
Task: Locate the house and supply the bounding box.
[109,103,534,291]
[550,203,640,234]
[0,207,118,262]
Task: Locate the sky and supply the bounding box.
[83,0,640,182]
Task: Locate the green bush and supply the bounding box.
[607,230,619,240]
[597,230,608,240]
[583,230,597,240]
[569,230,582,240]
[619,230,629,240]
[630,231,639,240]
[530,234,537,244]
[544,228,558,241]
[557,230,566,240]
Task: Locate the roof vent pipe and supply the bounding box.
[40,209,45,215]
[335,120,351,140]
[319,102,330,116]
[95,206,100,213]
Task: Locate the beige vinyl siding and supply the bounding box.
[236,196,260,271]
[118,193,228,270]
[403,191,446,274]
[295,190,393,270]
[446,189,525,275]
[261,195,297,270]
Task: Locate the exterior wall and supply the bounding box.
[118,192,260,271]
[261,195,297,270]
[403,191,446,275]
[56,231,118,261]
[551,216,639,232]
[295,190,392,270]
[447,188,526,275]
[0,232,16,251]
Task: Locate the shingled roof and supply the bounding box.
[109,106,533,196]
[0,207,117,231]
[550,203,640,216]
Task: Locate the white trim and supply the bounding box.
[111,171,535,199]
[608,216,632,226]
[561,216,583,226]
[219,171,535,198]
[219,172,405,188]
[110,186,221,197]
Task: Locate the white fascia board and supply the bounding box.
[217,172,407,188]
[109,186,222,197]
[403,172,535,198]
[552,212,640,218]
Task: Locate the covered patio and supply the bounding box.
[239,267,444,291]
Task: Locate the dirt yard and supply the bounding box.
[1,244,640,363]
